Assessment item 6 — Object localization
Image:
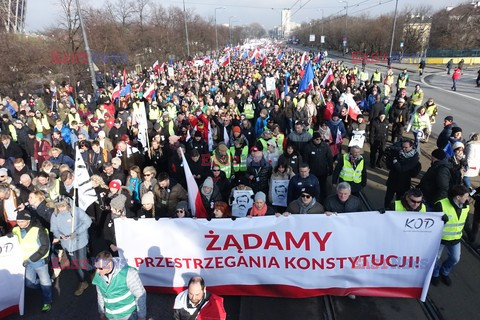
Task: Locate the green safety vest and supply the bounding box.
[159,120,175,136]
[212,150,232,179]
[12,226,49,261]
[308,128,313,136]
[339,153,364,184]
[411,91,423,106]
[412,113,428,130]
[244,104,255,119]
[229,146,248,172]
[92,266,137,319]
[437,198,469,241]
[394,200,426,212]
[372,72,381,83]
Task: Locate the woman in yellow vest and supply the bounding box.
[431,185,470,286]
[12,210,52,312]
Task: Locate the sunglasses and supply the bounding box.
[176,209,185,213]
[212,169,220,172]
[408,198,422,204]
[301,194,312,199]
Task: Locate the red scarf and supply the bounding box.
[250,204,268,216]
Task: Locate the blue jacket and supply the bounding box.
[53,125,72,145]
[327,118,347,143]
[255,116,269,136]
[50,154,75,169]
[50,207,92,252]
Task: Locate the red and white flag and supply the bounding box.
[144,83,155,99]
[111,84,120,101]
[345,94,362,121]
[219,53,230,67]
[159,63,165,73]
[180,148,208,218]
[153,60,159,71]
[336,128,343,145]
[122,68,127,86]
[320,68,334,87]
[300,52,307,67]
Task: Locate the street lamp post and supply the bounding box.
[229,16,236,47]
[340,0,348,56]
[389,0,399,65]
[182,0,190,57]
[215,7,225,53]
[75,0,98,92]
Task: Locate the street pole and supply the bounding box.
[75,0,97,92]
[182,0,190,57]
[215,7,225,53]
[340,0,348,56]
[389,0,399,64]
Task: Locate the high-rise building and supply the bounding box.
[0,0,26,33]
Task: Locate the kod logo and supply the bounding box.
[404,218,434,230]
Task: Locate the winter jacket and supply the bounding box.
[268,167,295,203]
[332,154,367,194]
[419,159,452,205]
[278,151,303,174]
[324,194,365,213]
[327,118,346,144]
[465,140,480,177]
[287,174,321,203]
[287,130,312,152]
[386,149,420,191]
[437,124,457,150]
[303,141,333,177]
[153,181,188,216]
[370,118,389,143]
[50,207,92,253]
[286,199,324,214]
[50,153,75,169]
[28,200,54,230]
[247,158,272,194]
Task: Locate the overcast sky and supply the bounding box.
[25,0,467,32]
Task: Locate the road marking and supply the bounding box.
[412,77,480,103]
[436,103,451,110]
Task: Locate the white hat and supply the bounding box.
[452,142,464,150]
[98,131,106,138]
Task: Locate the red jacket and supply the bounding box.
[34,139,51,166]
[198,293,226,320]
[452,68,462,80]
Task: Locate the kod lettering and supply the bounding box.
[405,218,434,230]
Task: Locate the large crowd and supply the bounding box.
[1,42,480,319]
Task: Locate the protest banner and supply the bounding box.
[115,211,443,301]
[349,130,366,148]
[74,146,98,211]
[265,77,276,91]
[231,190,254,217]
[0,236,24,318]
[271,180,288,207]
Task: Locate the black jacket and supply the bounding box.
[389,104,408,126]
[247,159,272,194]
[419,159,452,205]
[324,194,365,213]
[437,123,457,150]
[278,151,303,174]
[303,141,333,177]
[370,118,389,143]
[386,150,420,191]
[369,102,385,122]
[28,200,54,230]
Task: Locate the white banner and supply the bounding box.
[115,212,443,301]
[265,77,276,91]
[271,180,288,207]
[0,236,24,317]
[74,147,98,211]
[231,190,254,217]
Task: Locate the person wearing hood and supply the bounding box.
[287,121,312,153]
[32,171,61,202]
[278,142,303,175]
[303,132,333,202]
[419,149,453,209]
[283,186,324,215]
[247,150,272,195]
[200,177,222,218]
[50,197,93,296]
[12,210,52,313]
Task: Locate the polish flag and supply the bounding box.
[153,60,159,71]
[122,68,127,86]
[261,55,267,67]
[320,68,334,87]
[159,63,165,73]
[300,52,307,67]
[345,94,362,121]
[111,84,121,101]
[180,148,208,218]
[219,53,230,67]
[144,83,155,99]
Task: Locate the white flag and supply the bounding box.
[136,101,149,151]
[74,146,98,211]
[224,126,229,146]
[208,122,214,152]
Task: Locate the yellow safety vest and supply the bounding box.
[437,198,469,241]
[372,72,381,83]
[9,124,17,141]
[12,225,49,261]
[274,134,285,153]
[212,150,232,179]
[229,146,248,172]
[32,116,51,133]
[394,200,427,212]
[412,113,428,130]
[149,107,160,121]
[159,120,175,136]
[166,105,177,119]
[339,153,364,184]
[67,113,81,127]
[411,91,423,106]
[397,78,407,89]
[244,104,255,119]
[132,102,145,119]
[258,138,268,151]
[359,72,368,81]
[48,179,61,201]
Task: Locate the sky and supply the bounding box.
[25,0,468,32]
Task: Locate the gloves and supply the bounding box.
[378,208,386,214]
[441,214,449,224]
[69,232,77,240]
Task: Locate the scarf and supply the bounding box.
[299,198,317,214]
[399,148,416,159]
[250,204,268,216]
[318,127,331,142]
[201,187,213,201]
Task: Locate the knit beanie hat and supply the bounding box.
[203,177,214,189]
[431,149,446,161]
[176,201,189,211]
[254,192,266,202]
[110,194,127,211]
[141,192,155,205]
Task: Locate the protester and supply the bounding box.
[283,186,324,215]
[324,182,365,214]
[332,146,367,195]
[391,188,426,212]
